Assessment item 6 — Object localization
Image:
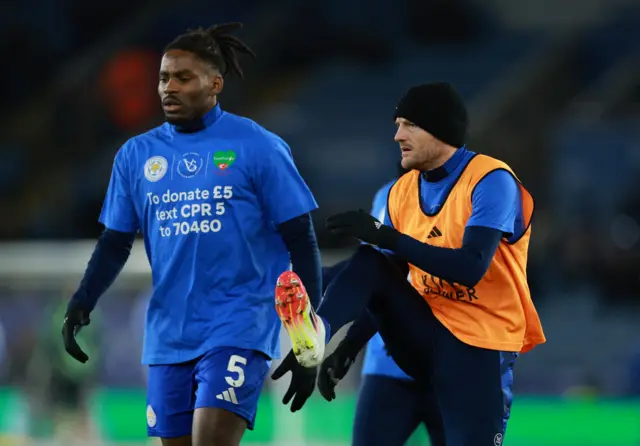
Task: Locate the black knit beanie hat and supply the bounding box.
[394,82,469,148]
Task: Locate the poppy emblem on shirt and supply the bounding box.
[144,156,168,182]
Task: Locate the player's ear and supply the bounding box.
[210,74,223,96]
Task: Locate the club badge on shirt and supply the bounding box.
[144,156,168,182]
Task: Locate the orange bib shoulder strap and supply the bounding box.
[387,170,420,229]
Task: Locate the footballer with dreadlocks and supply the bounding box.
[62,23,324,446]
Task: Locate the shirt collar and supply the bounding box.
[421,145,467,182]
[171,103,223,133]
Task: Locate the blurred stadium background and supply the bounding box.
[1,0,640,444]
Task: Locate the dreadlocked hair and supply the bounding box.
[164,22,256,79]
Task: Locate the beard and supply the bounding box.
[164,111,206,133]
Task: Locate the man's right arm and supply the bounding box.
[63,229,134,363]
[69,146,140,312]
[69,229,136,312]
[63,146,140,363]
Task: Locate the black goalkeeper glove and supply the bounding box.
[326,210,400,250]
[271,350,317,412]
[317,340,359,401]
[61,300,91,363]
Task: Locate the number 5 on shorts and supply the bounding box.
[225,355,247,388]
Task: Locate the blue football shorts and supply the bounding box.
[146,346,271,438]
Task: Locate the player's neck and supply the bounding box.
[172,101,221,133]
[420,146,459,182]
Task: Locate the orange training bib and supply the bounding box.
[387,155,545,353]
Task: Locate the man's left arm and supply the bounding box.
[255,137,322,308]
[327,170,519,288]
[278,214,322,309]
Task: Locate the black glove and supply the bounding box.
[61,301,91,363]
[271,350,317,412]
[317,340,359,401]
[326,210,399,249]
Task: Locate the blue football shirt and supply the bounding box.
[100,104,318,365]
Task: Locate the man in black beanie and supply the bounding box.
[273,82,546,445]
[309,162,446,446]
